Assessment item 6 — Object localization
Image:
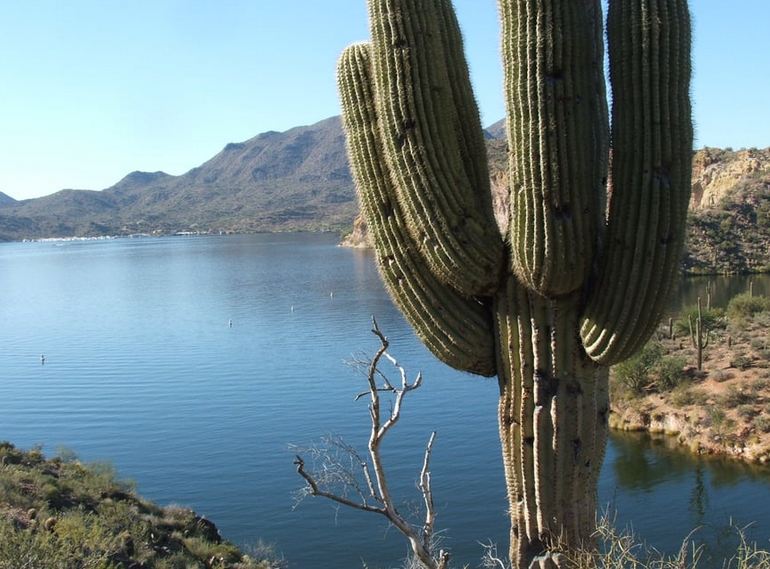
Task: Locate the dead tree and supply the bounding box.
[294,318,450,569]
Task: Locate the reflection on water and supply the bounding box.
[671,273,770,312]
[607,431,770,566]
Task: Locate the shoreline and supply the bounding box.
[609,300,770,467]
[609,406,770,465]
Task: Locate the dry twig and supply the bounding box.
[294,317,449,569]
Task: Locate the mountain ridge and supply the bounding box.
[0,116,354,241]
[1,117,768,275]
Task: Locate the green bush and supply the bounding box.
[614,342,664,395]
[656,355,688,391]
[727,293,770,321]
[669,386,708,408]
[730,354,754,370]
[721,385,756,407]
[754,415,770,434]
[674,305,726,337]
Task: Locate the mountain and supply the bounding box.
[0,116,355,241]
[0,192,17,207]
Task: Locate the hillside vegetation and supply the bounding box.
[610,291,770,464]
[0,443,281,569]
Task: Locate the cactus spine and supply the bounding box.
[338,0,692,566]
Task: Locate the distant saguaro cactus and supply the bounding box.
[338,0,692,566]
[689,297,710,370]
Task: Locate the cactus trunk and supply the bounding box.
[496,279,609,566]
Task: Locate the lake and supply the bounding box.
[1,233,768,568]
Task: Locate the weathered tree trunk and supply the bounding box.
[496,278,610,567]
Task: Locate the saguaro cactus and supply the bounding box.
[338,0,692,567]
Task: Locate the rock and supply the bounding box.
[339,215,371,248]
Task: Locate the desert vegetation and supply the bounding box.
[0,442,281,569]
[610,289,770,464]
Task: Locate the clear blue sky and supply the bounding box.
[1,1,768,201]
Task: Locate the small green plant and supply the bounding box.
[614,342,664,395]
[721,385,756,407]
[727,293,770,322]
[656,356,689,391]
[675,305,726,337]
[707,407,726,427]
[754,415,770,434]
[670,386,708,408]
[737,405,759,421]
[731,354,754,370]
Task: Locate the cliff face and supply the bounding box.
[345,143,770,275]
[690,147,770,211]
[685,148,770,273]
[339,214,371,248]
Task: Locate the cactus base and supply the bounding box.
[496,279,610,566]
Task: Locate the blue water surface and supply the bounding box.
[0,234,768,568]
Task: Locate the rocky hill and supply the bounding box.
[0,192,17,207]
[0,116,355,241]
[684,147,770,273]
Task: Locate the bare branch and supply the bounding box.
[420,432,437,549]
[293,319,451,569]
[294,455,383,514]
[479,540,509,569]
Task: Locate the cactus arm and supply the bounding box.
[367,0,504,297]
[580,0,692,365]
[338,43,497,377]
[433,0,496,218]
[501,0,604,296]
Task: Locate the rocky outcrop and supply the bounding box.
[339,214,371,248]
[685,147,770,274]
[610,406,770,465]
[690,147,770,211]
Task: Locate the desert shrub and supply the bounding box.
[721,385,756,407]
[737,405,760,421]
[613,342,664,395]
[670,386,708,408]
[712,369,734,383]
[674,305,726,337]
[727,293,770,321]
[656,355,688,391]
[754,415,770,434]
[730,354,754,370]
